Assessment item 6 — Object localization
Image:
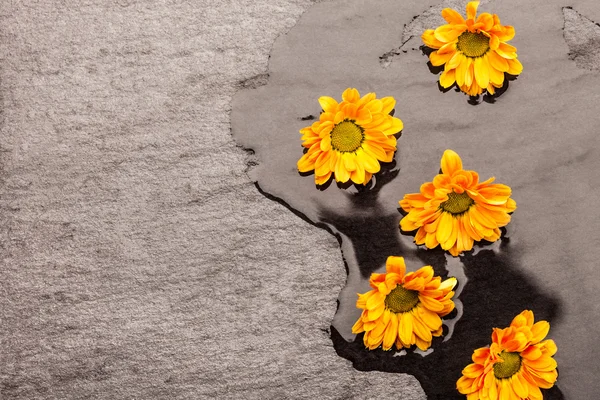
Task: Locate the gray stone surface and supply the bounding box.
[0,0,426,399]
[564,6,600,71]
[3,0,600,398]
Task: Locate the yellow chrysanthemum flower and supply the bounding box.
[352,256,457,351]
[399,149,516,256]
[297,88,403,186]
[457,310,558,400]
[422,1,523,96]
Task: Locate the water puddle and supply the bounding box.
[332,228,564,399]
[231,0,600,398]
[254,164,563,398]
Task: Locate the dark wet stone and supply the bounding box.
[232,0,600,397]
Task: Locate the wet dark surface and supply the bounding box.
[317,162,404,278]
[332,242,564,399]
[262,165,564,398]
[232,0,600,397]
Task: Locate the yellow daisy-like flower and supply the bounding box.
[422,1,523,96]
[352,256,457,351]
[297,88,403,186]
[399,149,516,256]
[457,310,558,399]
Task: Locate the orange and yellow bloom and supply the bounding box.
[399,149,516,256]
[352,256,457,351]
[457,310,558,399]
[422,1,522,96]
[297,88,403,186]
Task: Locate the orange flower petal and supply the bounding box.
[457,312,557,399]
[466,1,479,21]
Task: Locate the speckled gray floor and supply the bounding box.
[0,1,427,399]
[2,0,600,399]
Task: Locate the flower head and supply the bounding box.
[399,149,516,256]
[297,88,403,186]
[352,256,457,351]
[422,1,522,96]
[457,310,558,399]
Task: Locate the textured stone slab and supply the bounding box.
[564,6,600,71]
[0,0,425,399]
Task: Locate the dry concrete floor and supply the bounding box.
[0,0,424,399]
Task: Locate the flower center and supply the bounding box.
[493,351,522,379]
[456,31,490,58]
[330,119,364,153]
[440,191,474,215]
[385,285,420,313]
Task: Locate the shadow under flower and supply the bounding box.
[317,160,404,278]
[422,46,518,105]
[283,140,562,398]
[330,242,564,399]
